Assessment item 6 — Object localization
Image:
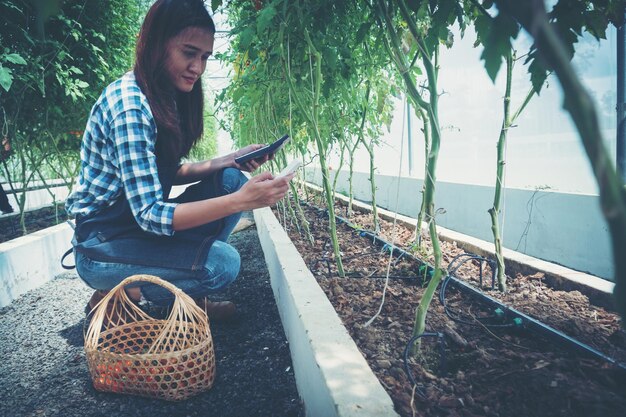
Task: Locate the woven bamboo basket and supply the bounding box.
[84,274,215,401]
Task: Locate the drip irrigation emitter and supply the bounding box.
[300,201,626,374]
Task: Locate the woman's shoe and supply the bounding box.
[85,290,110,315]
[85,290,139,326]
[194,297,236,321]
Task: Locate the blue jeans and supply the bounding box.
[75,168,248,306]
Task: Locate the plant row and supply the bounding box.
[215,0,626,334]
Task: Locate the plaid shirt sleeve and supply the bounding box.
[110,108,177,236]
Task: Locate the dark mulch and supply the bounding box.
[0,204,68,243]
[0,216,304,417]
[277,195,626,417]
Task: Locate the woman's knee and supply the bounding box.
[75,251,130,290]
[203,241,241,289]
[222,167,248,194]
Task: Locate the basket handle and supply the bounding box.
[104,274,201,318]
[84,274,210,351]
[114,274,188,297]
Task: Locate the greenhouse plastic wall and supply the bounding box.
[329,26,617,195]
[314,24,617,282]
[305,167,612,281]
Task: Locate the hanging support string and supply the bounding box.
[364,94,408,328]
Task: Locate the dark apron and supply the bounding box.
[72,161,225,272]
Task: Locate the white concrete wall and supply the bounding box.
[0,223,74,308]
[305,167,613,281]
[1,182,70,216]
[254,207,399,417]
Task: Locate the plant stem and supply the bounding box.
[376,0,447,351]
[414,106,430,248]
[495,0,626,322]
[489,52,513,292]
[281,24,345,277]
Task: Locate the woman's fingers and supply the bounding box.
[243,155,270,172]
[248,159,262,171]
[240,173,293,209]
[269,176,293,201]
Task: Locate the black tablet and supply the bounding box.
[234,134,290,165]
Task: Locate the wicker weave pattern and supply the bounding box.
[84,275,216,401]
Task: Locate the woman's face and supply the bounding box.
[164,26,214,93]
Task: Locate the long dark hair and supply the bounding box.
[134,0,215,164]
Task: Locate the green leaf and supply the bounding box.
[4,53,27,65]
[585,10,607,40]
[239,28,255,50]
[0,66,13,92]
[322,78,333,98]
[322,47,338,71]
[550,0,586,36]
[479,12,519,82]
[211,0,223,12]
[406,0,422,12]
[248,49,259,61]
[257,6,277,34]
[232,87,244,102]
[480,45,503,82]
[355,21,372,45]
[431,0,455,28]
[527,52,549,95]
[441,28,454,48]
[473,13,491,47]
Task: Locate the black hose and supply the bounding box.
[403,332,446,397]
[439,254,515,328]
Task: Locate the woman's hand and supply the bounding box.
[236,171,295,210]
[176,144,274,184]
[229,144,273,172]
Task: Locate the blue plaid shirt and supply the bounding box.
[66,72,177,236]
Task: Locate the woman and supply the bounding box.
[66,0,293,320]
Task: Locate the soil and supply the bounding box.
[0,215,304,417]
[276,192,626,417]
[0,204,68,243]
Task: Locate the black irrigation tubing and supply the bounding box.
[378,242,626,374]
[345,273,419,280]
[440,254,516,328]
[299,200,626,374]
[440,283,516,328]
[302,202,419,279]
[342,251,381,262]
[446,252,497,290]
[447,276,626,373]
[402,332,446,398]
[304,204,439,285]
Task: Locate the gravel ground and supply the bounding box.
[0,214,304,417]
